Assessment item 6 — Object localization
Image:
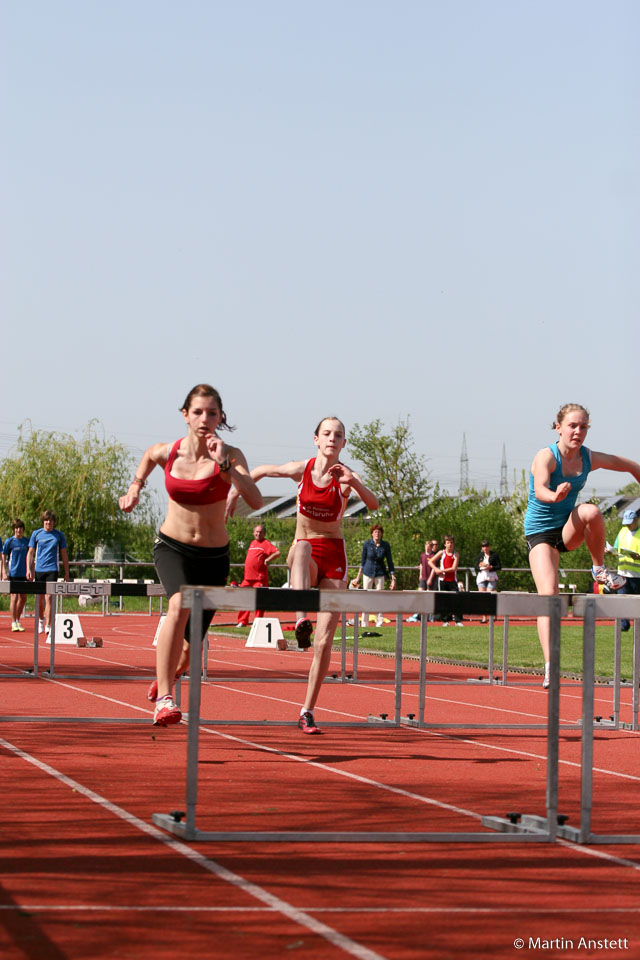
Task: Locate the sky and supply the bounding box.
[3,0,638,511]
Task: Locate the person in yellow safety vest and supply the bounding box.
[613,508,640,632]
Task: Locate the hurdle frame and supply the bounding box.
[152,586,566,844]
[555,594,640,845]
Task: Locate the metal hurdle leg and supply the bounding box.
[488,615,494,683]
[418,615,427,726]
[632,619,639,732]
[501,616,509,686]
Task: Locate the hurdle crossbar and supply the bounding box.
[151,587,566,844]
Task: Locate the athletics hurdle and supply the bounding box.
[0,578,165,682]
[555,594,640,845]
[152,587,566,844]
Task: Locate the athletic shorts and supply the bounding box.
[525,527,568,554]
[297,537,348,583]
[153,532,230,642]
[35,570,58,582]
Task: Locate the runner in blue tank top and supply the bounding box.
[525,403,640,688]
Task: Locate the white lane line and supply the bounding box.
[1,904,639,914]
[0,736,388,960]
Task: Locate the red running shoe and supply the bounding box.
[153,697,182,726]
[294,617,313,649]
[147,679,158,702]
[298,710,321,735]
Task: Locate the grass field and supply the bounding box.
[225,619,636,681]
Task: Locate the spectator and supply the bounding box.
[2,519,30,632]
[613,508,640,632]
[408,538,438,622]
[429,535,463,625]
[475,539,502,622]
[26,510,69,634]
[351,524,396,628]
[236,524,281,627]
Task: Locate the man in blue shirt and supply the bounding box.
[26,510,69,634]
[2,518,30,631]
[351,523,396,627]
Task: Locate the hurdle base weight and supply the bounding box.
[76,637,103,648]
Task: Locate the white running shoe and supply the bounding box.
[592,566,626,591]
[543,664,551,689]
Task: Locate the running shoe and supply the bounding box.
[11,622,19,632]
[38,620,46,633]
[543,665,551,689]
[294,617,313,649]
[15,622,25,632]
[592,566,626,591]
[455,621,464,627]
[153,696,182,726]
[147,679,159,702]
[298,710,321,735]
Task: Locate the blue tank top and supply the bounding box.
[524,442,592,536]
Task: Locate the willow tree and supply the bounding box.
[0,421,159,559]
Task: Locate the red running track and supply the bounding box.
[1,612,639,960]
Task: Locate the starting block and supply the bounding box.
[77,637,104,648]
[47,614,84,645]
[245,617,286,650]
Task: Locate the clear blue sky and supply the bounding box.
[3,1,638,508]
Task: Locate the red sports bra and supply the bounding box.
[164,439,230,506]
[297,458,347,523]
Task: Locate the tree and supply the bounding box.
[348,417,430,523]
[0,421,160,559]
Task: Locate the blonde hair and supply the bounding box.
[552,403,590,430]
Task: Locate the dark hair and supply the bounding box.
[314,416,346,437]
[13,518,24,529]
[181,384,234,431]
[42,510,57,524]
[370,523,383,535]
[552,403,590,430]
[481,539,490,546]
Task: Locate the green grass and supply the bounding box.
[223,621,634,681]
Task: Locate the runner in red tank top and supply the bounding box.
[429,535,463,625]
[227,417,379,734]
[119,384,263,726]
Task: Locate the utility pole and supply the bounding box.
[500,443,508,498]
[459,433,469,494]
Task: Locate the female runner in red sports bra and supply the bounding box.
[227,417,379,734]
[119,384,262,726]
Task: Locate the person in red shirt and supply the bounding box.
[237,524,281,626]
[429,535,463,626]
[226,416,379,735]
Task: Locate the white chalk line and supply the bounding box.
[0,735,387,960]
